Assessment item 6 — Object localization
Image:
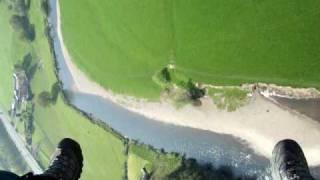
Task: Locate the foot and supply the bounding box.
[271,139,314,180]
[39,138,83,180]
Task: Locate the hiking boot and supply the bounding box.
[39,138,83,180]
[271,139,314,180]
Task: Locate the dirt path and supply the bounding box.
[55,0,320,166]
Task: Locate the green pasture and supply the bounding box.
[0,1,126,179]
[128,143,182,180]
[60,0,320,99]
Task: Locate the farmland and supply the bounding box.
[60,0,320,99]
[0,0,187,179]
[0,1,126,179]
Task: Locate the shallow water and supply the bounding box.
[273,97,320,122]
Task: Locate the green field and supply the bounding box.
[0,1,125,179]
[0,1,186,179]
[0,123,29,174]
[60,0,320,99]
[128,143,182,180]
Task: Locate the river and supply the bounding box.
[47,0,320,178]
[272,97,320,122]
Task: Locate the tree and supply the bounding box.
[161,67,171,83]
[186,79,205,100]
[37,82,61,107]
[50,82,61,104]
[13,0,28,15]
[26,63,38,80]
[20,102,34,145]
[22,53,32,71]
[37,91,52,107]
[41,0,49,17]
[20,53,38,80]
[10,15,35,42]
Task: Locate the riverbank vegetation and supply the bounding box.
[154,66,249,111]
[153,66,206,107]
[208,87,249,112]
[60,0,320,100]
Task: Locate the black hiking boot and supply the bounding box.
[36,138,83,180]
[271,139,314,180]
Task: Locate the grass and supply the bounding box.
[0,1,184,179]
[60,0,320,99]
[60,0,174,99]
[208,87,249,111]
[0,122,29,174]
[0,1,126,179]
[127,153,148,180]
[128,143,182,180]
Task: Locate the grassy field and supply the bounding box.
[60,0,320,99]
[0,123,29,174]
[0,1,126,179]
[0,1,185,179]
[128,143,182,180]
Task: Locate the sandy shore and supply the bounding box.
[56,0,320,166]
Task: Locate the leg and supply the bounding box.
[271,139,314,180]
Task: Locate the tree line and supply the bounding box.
[9,0,35,42]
